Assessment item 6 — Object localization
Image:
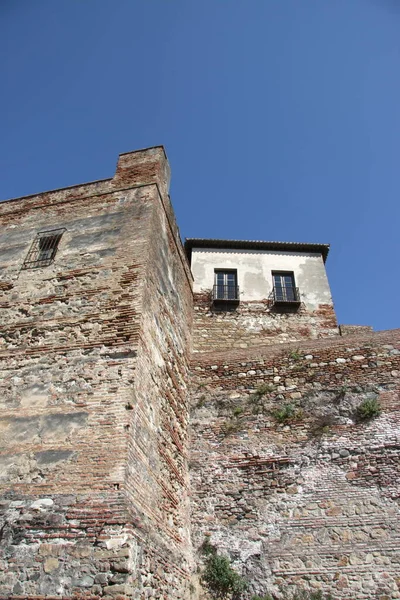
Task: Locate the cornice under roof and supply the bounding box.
[184,238,330,263]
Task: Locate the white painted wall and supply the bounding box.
[191,248,333,310]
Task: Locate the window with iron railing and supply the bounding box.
[213,270,239,302]
[271,271,300,304]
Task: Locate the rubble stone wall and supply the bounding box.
[1,146,398,600]
[193,292,339,353]
[190,329,400,599]
[0,148,194,599]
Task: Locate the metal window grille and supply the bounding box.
[270,271,301,306]
[22,228,66,269]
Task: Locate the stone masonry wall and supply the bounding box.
[123,165,194,598]
[193,292,339,353]
[0,148,194,599]
[190,329,400,599]
[1,145,398,600]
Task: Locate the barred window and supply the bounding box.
[22,228,66,269]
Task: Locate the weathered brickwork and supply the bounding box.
[1,146,398,600]
[0,148,194,599]
[190,329,400,599]
[193,292,339,353]
[340,324,374,337]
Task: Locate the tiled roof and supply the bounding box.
[184,238,330,263]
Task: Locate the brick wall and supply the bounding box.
[193,292,339,353]
[123,164,194,598]
[1,146,399,600]
[0,148,194,599]
[190,329,400,599]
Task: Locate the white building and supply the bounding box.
[185,238,333,311]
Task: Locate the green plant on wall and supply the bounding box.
[221,416,242,436]
[248,383,275,414]
[196,394,207,408]
[273,403,295,423]
[288,348,302,361]
[357,397,381,420]
[335,384,348,399]
[200,539,247,599]
[232,405,244,417]
[220,405,245,436]
[253,383,275,398]
[311,413,336,437]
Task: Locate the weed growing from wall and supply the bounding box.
[311,413,337,436]
[196,395,206,408]
[356,397,381,420]
[273,403,295,423]
[221,416,243,436]
[220,404,246,436]
[200,538,247,599]
[288,348,302,361]
[253,383,275,398]
[248,383,275,415]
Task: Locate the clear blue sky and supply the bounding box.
[1,0,399,331]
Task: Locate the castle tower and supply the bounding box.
[0,148,194,599]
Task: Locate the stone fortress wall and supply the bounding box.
[0,148,194,599]
[0,147,398,600]
[189,330,400,599]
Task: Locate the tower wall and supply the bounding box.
[0,148,194,599]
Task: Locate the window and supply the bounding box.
[272,271,299,303]
[213,270,239,301]
[22,228,65,269]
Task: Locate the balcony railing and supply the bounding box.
[212,284,240,303]
[270,285,301,305]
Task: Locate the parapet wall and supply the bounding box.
[190,329,400,599]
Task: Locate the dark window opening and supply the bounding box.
[271,271,300,304]
[213,270,239,303]
[22,228,66,269]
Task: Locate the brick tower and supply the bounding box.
[0,148,194,599]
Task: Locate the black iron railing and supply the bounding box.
[212,284,240,302]
[270,285,300,304]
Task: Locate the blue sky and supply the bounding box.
[1,0,400,331]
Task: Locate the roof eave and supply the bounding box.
[184,238,330,264]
